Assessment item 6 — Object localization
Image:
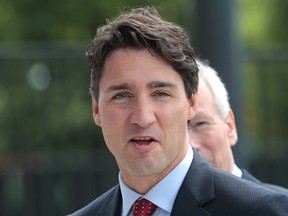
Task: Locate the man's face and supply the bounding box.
[189,79,237,172]
[92,48,196,182]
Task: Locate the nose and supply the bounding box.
[130,97,156,128]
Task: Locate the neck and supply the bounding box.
[225,155,235,173]
[121,145,189,194]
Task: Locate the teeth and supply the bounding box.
[134,137,151,141]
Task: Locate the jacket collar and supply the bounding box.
[103,186,122,216]
[171,150,215,216]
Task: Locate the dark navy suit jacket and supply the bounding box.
[70,151,288,216]
[242,169,288,195]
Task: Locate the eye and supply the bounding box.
[153,91,171,97]
[191,121,208,128]
[112,92,132,100]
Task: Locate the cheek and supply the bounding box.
[100,108,127,142]
[198,147,214,164]
[199,132,217,150]
[172,100,193,120]
[159,106,188,132]
[100,105,126,125]
[199,133,221,159]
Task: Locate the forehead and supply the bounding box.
[194,79,219,117]
[100,48,184,89]
[197,79,214,104]
[103,48,165,71]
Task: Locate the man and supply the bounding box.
[189,59,288,193]
[70,6,288,216]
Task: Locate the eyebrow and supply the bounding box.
[147,81,177,89]
[106,81,177,93]
[106,83,134,92]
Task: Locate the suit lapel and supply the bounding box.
[171,150,215,216]
[103,186,123,216]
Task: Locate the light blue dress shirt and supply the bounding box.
[231,164,242,178]
[119,145,193,216]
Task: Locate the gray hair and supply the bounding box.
[197,59,231,119]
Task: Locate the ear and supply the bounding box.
[225,109,238,146]
[188,92,198,120]
[92,95,102,127]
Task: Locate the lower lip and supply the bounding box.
[130,140,155,151]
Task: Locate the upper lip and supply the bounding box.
[130,135,157,142]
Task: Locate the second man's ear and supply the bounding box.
[226,110,238,146]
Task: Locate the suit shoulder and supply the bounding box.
[263,182,288,195]
[202,168,288,214]
[214,170,288,209]
[69,185,120,216]
[213,168,271,196]
[186,152,288,214]
[243,169,288,195]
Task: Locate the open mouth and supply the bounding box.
[130,137,155,145]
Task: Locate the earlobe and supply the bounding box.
[92,95,101,126]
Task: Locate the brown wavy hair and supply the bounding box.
[86,6,199,100]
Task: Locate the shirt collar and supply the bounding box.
[231,164,242,177]
[119,145,193,216]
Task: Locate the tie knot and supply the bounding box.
[132,198,157,216]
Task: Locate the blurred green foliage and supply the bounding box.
[240,0,288,156]
[241,0,288,45]
[0,0,189,42]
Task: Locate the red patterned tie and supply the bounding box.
[132,199,157,216]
